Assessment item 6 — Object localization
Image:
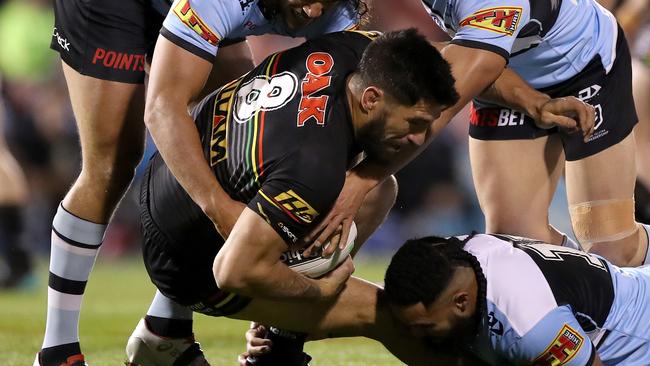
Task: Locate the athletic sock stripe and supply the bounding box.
[52,228,102,250]
[48,272,87,295]
[47,287,84,310]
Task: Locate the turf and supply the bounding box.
[0,256,403,365]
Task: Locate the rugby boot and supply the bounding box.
[33,352,88,366]
[125,318,210,366]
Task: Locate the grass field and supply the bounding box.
[0,256,403,366]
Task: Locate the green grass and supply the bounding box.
[0,256,403,365]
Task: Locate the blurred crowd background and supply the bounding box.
[0,0,579,287]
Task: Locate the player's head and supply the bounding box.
[263,0,368,30]
[383,234,486,353]
[350,28,459,163]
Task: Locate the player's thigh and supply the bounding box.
[62,63,146,163]
[231,276,382,338]
[565,132,636,204]
[53,0,156,162]
[469,135,564,236]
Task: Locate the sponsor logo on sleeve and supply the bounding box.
[532,324,584,366]
[459,7,523,36]
[273,190,319,224]
[174,0,220,46]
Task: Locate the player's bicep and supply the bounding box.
[509,306,595,366]
[161,0,241,62]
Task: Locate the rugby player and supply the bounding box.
[384,233,650,365]
[40,1,364,365]
[310,0,648,269]
[127,29,463,366]
[0,75,31,289]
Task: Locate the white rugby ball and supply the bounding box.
[281,222,357,278]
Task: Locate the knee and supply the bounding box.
[80,145,144,189]
[570,199,641,265]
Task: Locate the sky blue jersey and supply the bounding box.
[160,0,359,63]
[460,234,650,366]
[422,0,619,88]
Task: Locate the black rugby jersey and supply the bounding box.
[145,30,379,245]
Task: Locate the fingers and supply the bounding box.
[321,231,342,257]
[542,110,578,130]
[244,323,272,358]
[304,219,342,257]
[580,103,596,142]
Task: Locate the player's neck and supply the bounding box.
[345,73,365,139]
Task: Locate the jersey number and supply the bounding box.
[234,72,298,123]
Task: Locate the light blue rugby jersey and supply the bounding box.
[459,234,650,366]
[160,0,359,63]
[422,0,619,88]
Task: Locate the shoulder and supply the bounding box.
[466,235,559,336]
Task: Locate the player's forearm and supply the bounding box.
[144,100,232,221]
[479,68,550,121]
[216,259,324,301]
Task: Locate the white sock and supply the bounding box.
[147,290,192,320]
[42,204,106,349]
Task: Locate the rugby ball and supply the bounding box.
[281,222,357,278]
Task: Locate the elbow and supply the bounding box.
[143,96,164,131]
[213,253,257,294]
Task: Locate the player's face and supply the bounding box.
[357,98,442,163]
[279,0,336,30]
[390,296,477,351]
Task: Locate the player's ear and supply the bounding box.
[360,86,383,113]
[452,291,470,315]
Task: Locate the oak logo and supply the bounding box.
[273,190,319,224]
[532,324,584,365]
[459,7,523,36]
[174,0,220,46]
[297,52,334,127]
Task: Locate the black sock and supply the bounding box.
[40,342,81,366]
[145,315,193,338]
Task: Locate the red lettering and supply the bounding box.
[92,48,106,64]
[301,73,331,96]
[298,95,329,127]
[469,104,500,127]
[491,10,517,29]
[306,52,334,75]
[119,53,134,70]
[114,53,124,69]
[297,52,334,127]
[103,51,116,67]
[180,1,191,15]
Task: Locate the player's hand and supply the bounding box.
[317,256,354,298]
[303,175,370,257]
[238,322,271,365]
[536,96,596,142]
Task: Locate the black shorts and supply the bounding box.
[140,163,251,316]
[50,0,166,84]
[469,28,638,161]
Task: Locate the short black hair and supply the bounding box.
[358,28,459,107]
[384,234,486,314]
